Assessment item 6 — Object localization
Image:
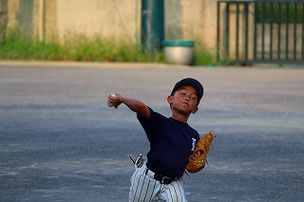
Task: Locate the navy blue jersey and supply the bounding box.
[137,107,200,178]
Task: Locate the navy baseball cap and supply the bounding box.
[171,78,204,105]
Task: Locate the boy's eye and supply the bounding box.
[191,96,197,100]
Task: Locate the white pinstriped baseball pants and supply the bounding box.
[129,164,187,202]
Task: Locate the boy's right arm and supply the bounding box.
[107,93,150,119]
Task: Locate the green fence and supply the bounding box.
[217,0,304,65]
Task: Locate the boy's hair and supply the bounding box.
[171,78,204,106]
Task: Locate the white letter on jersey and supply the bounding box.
[191,138,196,151]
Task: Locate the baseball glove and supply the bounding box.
[186,131,215,173]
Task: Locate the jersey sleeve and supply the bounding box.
[137,107,159,143]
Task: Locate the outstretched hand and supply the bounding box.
[107,93,122,108]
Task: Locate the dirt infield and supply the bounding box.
[1,63,303,201]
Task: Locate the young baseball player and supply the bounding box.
[107,78,204,202]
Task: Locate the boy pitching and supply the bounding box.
[107,78,204,202]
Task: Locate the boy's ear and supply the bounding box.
[192,106,199,114]
[167,95,173,105]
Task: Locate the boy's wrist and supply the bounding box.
[118,95,125,104]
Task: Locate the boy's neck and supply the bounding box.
[171,113,189,123]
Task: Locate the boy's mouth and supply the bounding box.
[181,102,189,106]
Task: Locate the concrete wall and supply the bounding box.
[7,0,141,42]
[6,0,218,50]
[56,0,139,42]
[7,0,45,39]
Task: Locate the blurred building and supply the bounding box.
[6,0,217,52]
[7,0,302,63]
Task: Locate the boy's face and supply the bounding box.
[167,85,199,116]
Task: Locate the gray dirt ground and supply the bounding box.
[0,62,304,202]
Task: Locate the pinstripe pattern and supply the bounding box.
[158,180,186,202]
[129,164,187,202]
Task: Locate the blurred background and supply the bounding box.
[1,0,303,66]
